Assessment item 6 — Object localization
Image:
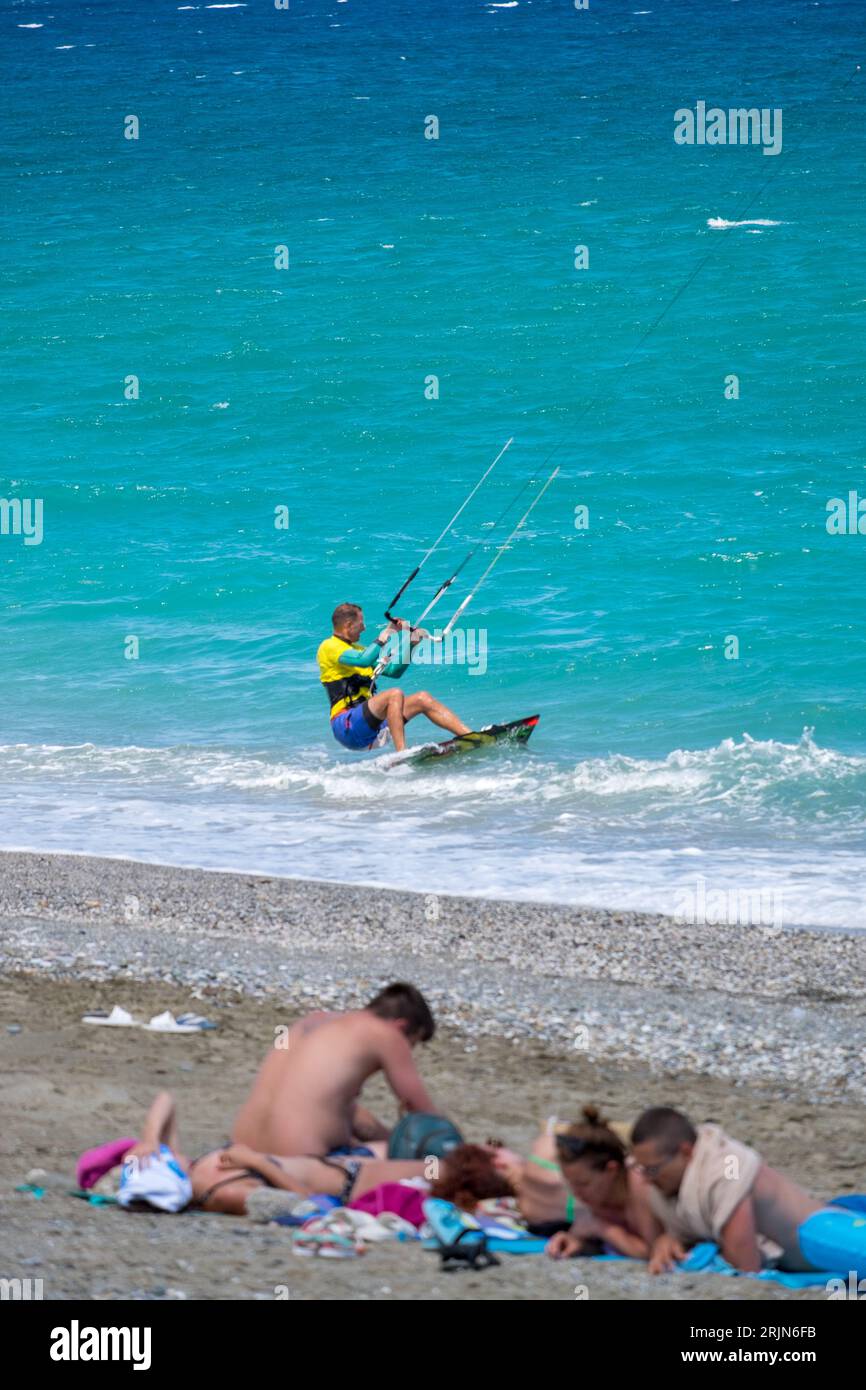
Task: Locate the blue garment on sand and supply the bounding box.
[272,1194,340,1227]
[330,703,383,750]
[674,1242,832,1289]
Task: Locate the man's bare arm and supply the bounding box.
[352,1105,391,1142]
[377,1030,435,1113]
[719,1198,762,1271]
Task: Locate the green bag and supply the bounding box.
[387,1112,464,1161]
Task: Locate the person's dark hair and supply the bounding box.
[631,1107,697,1149]
[332,602,362,630]
[366,982,435,1042]
[555,1104,626,1171]
[431,1144,514,1212]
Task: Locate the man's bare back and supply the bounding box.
[232,1005,434,1157]
[751,1163,823,1270]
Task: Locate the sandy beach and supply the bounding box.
[1,850,864,1301]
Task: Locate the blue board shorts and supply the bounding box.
[331,701,384,751]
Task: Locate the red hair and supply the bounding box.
[430,1144,513,1212]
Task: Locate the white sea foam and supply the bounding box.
[0,732,862,926]
[707,217,782,229]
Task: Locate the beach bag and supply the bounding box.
[387,1113,464,1161]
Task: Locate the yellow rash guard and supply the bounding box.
[316,634,408,719]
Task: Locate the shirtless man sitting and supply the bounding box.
[630,1106,824,1274]
[232,982,437,1158]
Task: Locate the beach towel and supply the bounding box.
[421,1198,543,1258]
[673,1242,829,1287]
[76,1137,138,1191]
[646,1124,781,1259]
[117,1144,192,1214]
[293,1206,418,1257]
[349,1182,427,1228]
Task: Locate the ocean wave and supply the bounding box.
[0,730,862,824]
[707,217,783,229]
[0,732,863,926]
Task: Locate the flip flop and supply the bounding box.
[82,1006,141,1028]
[143,1011,207,1033]
[292,1231,366,1259]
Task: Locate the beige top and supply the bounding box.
[647,1123,782,1262]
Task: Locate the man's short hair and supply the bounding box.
[332,602,362,630]
[631,1107,697,1149]
[366,982,435,1042]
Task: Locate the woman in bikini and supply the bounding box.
[113,1091,514,1217]
[543,1105,657,1259]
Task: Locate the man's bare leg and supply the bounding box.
[366,687,408,751]
[217,1146,426,1200]
[403,690,470,738]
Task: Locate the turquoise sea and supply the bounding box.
[1,0,864,927]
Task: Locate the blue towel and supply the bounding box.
[674,1242,833,1288]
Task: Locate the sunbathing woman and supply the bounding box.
[490,1119,577,1233]
[544,1106,658,1260]
[106,1092,513,1218]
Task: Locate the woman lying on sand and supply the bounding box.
[492,1107,656,1258]
[106,1091,514,1217]
[544,1106,657,1259]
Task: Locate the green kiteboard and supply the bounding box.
[401,714,539,764]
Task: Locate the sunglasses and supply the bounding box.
[629,1152,678,1179]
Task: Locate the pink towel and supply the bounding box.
[349,1182,427,1228]
[76,1137,138,1190]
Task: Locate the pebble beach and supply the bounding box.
[1,850,864,1301]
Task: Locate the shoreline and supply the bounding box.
[1,848,865,1103]
[2,840,864,934]
[0,841,858,938]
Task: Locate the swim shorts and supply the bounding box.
[330,701,384,751]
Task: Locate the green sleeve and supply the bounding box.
[337,636,410,679]
[379,632,409,678]
[337,640,382,669]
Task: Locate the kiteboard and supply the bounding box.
[399,714,539,765]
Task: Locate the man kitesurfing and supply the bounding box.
[317,445,557,758]
[317,604,470,753]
